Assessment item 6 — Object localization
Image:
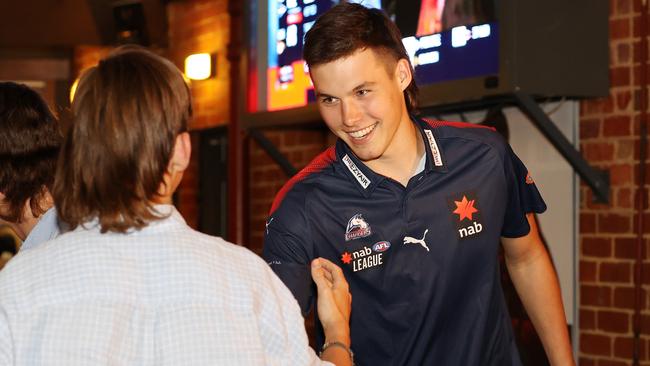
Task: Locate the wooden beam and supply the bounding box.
[0,58,70,80]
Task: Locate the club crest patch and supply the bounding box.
[447,191,484,240]
[345,214,372,241]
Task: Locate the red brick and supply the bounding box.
[610,18,631,39]
[641,314,650,334]
[633,14,648,38]
[580,118,601,139]
[579,357,595,366]
[603,95,616,113]
[583,237,612,257]
[610,163,634,185]
[617,187,633,208]
[580,333,611,356]
[644,165,650,186]
[616,89,632,111]
[582,142,615,162]
[581,260,598,282]
[599,262,632,283]
[603,115,632,137]
[614,286,644,309]
[614,336,635,359]
[636,213,650,233]
[642,263,650,284]
[617,140,634,160]
[581,213,597,233]
[633,40,644,64]
[581,99,604,116]
[581,309,596,330]
[598,310,629,333]
[616,43,631,65]
[598,213,631,233]
[616,0,632,14]
[581,285,612,306]
[610,67,631,87]
[596,360,628,366]
[615,237,638,259]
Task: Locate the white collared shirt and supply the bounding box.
[0,205,326,365]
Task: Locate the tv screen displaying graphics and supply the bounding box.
[244,0,607,124]
[247,0,498,113]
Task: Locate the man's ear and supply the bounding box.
[395,58,413,92]
[169,132,191,174]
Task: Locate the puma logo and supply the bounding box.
[403,229,430,252]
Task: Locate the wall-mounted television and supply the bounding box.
[242,0,607,127]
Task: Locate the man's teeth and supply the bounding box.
[349,124,376,139]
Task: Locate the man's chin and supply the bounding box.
[350,149,381,162]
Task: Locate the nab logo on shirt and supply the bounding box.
[340,241,389,272]
[447,191,484,240]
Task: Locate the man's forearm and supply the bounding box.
[506,243,575,366]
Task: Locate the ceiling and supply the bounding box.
[0,0,168,50]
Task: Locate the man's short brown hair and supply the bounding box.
[0,82,61,222]
[54,46,191,233]
[303,2,419,114]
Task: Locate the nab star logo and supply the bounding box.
[525,172,535,185]
[447,191,484,240]
[341,252,352,264]
[453,195,478,221]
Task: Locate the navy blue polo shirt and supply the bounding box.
[263,117,546,366]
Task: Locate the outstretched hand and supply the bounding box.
[311,257,351,344]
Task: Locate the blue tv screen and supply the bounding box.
[251,0,498,112]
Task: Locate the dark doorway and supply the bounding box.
[198,127,228,238]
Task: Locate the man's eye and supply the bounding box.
[321,97,336,104]
[356,89,370,96]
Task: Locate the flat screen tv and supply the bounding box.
[243,0,607,127]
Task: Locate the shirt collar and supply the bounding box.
[413,116,448,174]
[21,207,63,251]
[335,116,448,195]
[74,204,186,234]
[335,139,385,198]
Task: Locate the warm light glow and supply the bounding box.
[69,78,80,103]
[184,53,212,80]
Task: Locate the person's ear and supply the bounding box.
[395,58,412,92]
[169,132,191,174]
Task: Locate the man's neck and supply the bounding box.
[11,202,51,241]
[365,117,425,187]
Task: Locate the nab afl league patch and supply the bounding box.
[447,191,485,240]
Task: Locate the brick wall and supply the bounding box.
[247,129,332,254]
[167,0,230,229]
[578,0,646,364]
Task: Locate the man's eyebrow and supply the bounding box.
[315,82,377,98]
[353,82,376,91]
[315,92,335,99]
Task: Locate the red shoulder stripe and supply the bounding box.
[423,118,496,132]
[269,146,337,215]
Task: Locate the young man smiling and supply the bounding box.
[264,3,574,365]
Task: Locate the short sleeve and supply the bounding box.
[263,190,316,316]
[500,144,547,238]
